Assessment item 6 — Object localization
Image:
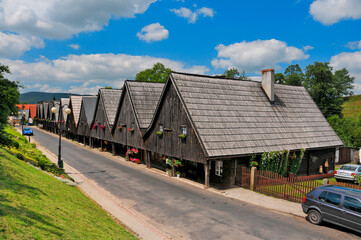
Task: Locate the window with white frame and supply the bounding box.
[182,126,187,135]
[159,124,164,132]
[215,161,223,177]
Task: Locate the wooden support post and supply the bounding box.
[250,166,256,191]
[90,137,93,148]
[204,160,210,189]
[112,142,116,156]
[100,140,103,152]
[83,136,86,146]
[146,151,151,168]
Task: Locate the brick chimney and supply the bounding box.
[261,69,275,102]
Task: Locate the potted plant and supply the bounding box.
[178,134,186,139]
[118,126,122,130]
[176,171,181,178]
[128,127,134,133]
[249,161,258,168]
[92,124,98,129]
[166,168,172,176]
[100,125,105,130]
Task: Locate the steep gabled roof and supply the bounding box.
[146,72,343,158]
[53,100,60,121]
[93,89,122,127]
[43,102,49,119]
[82,96,97,126]
[127,81,164,129]
[60,98,70,122]
[70,96,83,126]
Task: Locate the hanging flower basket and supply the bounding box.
[92,124,98,129]
[156,131,163,136]
[178,134,187,139]
[118,126,122,130]
[100,125,105,130]
[128,128,134,133]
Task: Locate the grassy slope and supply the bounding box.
[342,94,361,118]
[0,148,137,239]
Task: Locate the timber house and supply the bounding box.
[77,96,97,146]
[90,88,122,151]
[112,81,164,162]
[35,69,343,188]
[66,96,83,140]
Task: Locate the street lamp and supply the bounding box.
[21,111,26,135]
[51,105,71,168]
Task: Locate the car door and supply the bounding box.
[342,196,361,232]
[317,191,344,224]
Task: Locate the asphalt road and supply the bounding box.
[30,127,360,240]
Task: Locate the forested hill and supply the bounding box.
[342,94,361,118]
[20,92,91,104]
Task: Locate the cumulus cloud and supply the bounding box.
[345,40,361,50]
[330,51,361,94]
[211,39,309,73]
[69,44,80,50]
[303,45,314,52]
[310,0,361,25]
[0,0,158,39]
[1,53,208,94]
[137,23,169,43]
[170,7,215,23]
[0,32,44,57]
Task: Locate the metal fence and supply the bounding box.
[241,167,361,203]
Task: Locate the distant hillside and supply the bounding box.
[20,92,91,104]
[342,94,361,118]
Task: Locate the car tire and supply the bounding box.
[308,210,323,225]
[335,178,342,182]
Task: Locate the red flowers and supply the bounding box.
[100,125,105,129]
[92,124,98,129]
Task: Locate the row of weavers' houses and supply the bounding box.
[36,70,343,188]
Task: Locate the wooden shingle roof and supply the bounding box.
[43,102,49,119]
[127,81,164,129]
[70,96,83,126]
[170,72,343,158]
[82,96,97,126]
[53,100,60,121]
[99,89,122,126]
[60,98,70,122]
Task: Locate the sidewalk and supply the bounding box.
[30,127,306,239]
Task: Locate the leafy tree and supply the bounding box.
[274,73,285,84]
[284,64,304,86]
[0,64,20,146]
[223,68,240,79]
[238,70,251,81]
[135,63,172,83]
[327,115,361,149]
[304,62,353,118]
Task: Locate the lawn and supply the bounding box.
[0,139,137,239]
[342,94,361,118]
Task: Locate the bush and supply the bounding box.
[15,153,24,160]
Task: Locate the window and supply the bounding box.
[343,196,361,213]
[318,191,341,206]
[358,167,361,172]
[182,126,187,135]
[159,124,164,132]
[215,161,223,177]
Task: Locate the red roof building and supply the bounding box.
[16,104,37,119]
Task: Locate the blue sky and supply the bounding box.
[0,0,361,94]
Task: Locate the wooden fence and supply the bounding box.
[241,167,361,203]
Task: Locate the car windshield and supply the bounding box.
[340,165,358,171]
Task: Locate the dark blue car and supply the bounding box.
[23,128,33,136]
[302,185,361,233]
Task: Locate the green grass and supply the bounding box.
[342,94,361,118]
[0,143,137,239]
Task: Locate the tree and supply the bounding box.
[304,62,353,118]
[223,68,240,79]
[275,73,285,84]
[327,115,361,149]
[135,63,172,83]
[0,64,20,146]
[284,64,304,86]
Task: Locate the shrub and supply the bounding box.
[16,153,24,160]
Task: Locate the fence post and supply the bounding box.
[250,167,256,191]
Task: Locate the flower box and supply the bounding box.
[128,128,134,133]
[156,131,163,136]
[92,124,98,129]
[178,134,186,139]
[100,125,105,130]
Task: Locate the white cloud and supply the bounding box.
[69,44,80,50]
[330,51,361,94]
[0,32,44,57]
[39,84,62,93]
[0,0,158,39]
[310,0,361,25]
[345,40,361,50]
[69,82,103,95]
[211,39,309,73]
[170,7,215,23]
[1,53,208,94]
[303,45,314,51]
[137,23,169,43]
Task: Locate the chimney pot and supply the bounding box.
[261,69,275,102]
